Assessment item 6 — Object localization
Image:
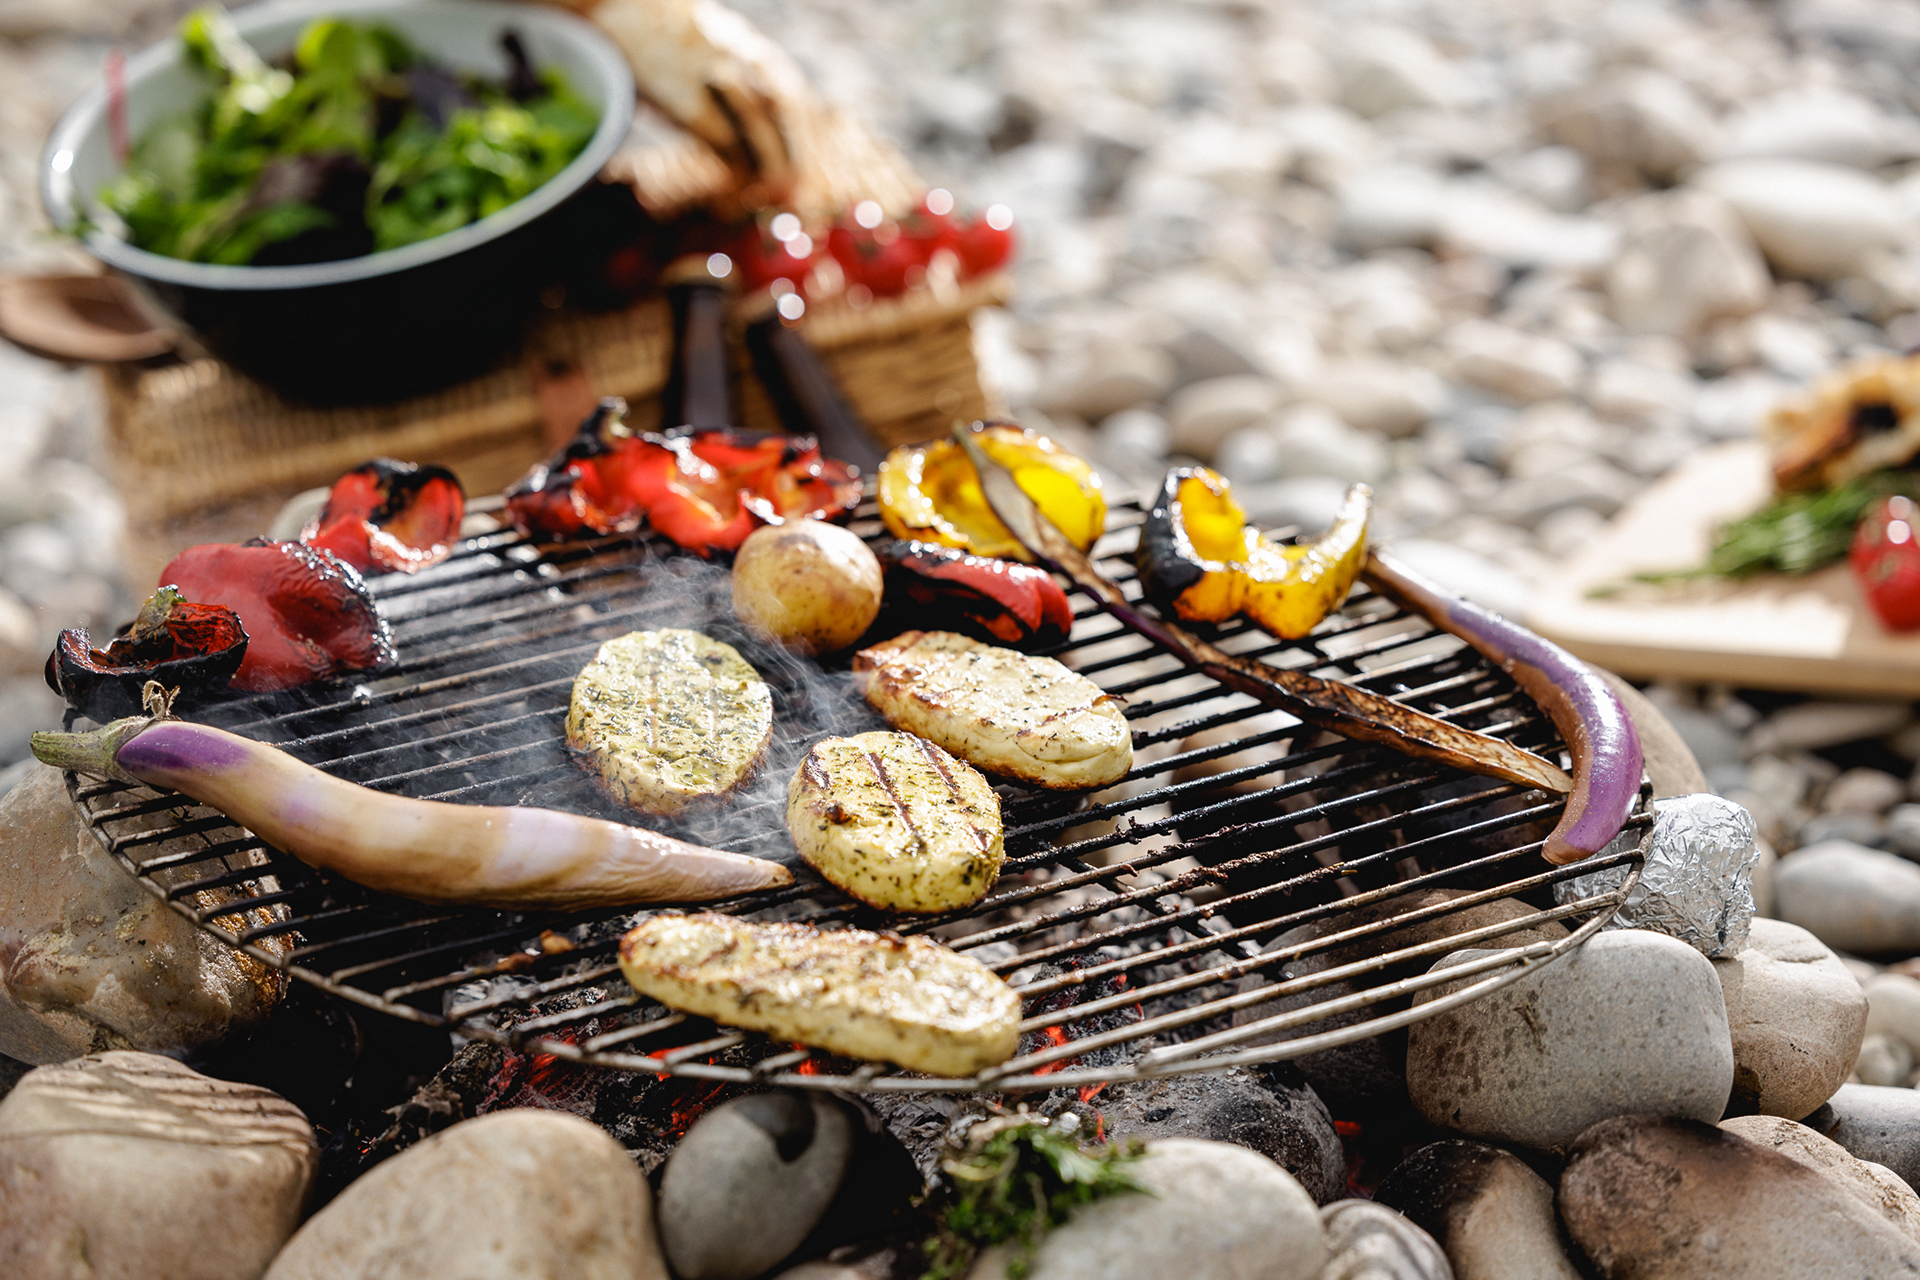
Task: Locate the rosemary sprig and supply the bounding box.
[922,1110,1148,1280]
[1634,470,1914,585]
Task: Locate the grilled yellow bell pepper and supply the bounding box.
[1136,467,1371,639]
[877,423,1106,561]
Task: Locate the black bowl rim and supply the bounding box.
[39,0,636,292]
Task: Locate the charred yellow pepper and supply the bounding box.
[1136,467,1371,639]
[877,423,1106,561]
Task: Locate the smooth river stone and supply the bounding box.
[1319,1198,1454,1280]
[1560,1115,1920,1277]
[1867,972,1920,1055]
[1713,917,1865,1119]
[1373,1140,1579,1280]
[1774,841,1920,956]
[0,1051,316,1280]
[1720,1114,1920,1242]
[1808,1083,1920,1191]
[1405,931,1733,1151]
[264,1110,666,1280]
[967,1139,1326,1280]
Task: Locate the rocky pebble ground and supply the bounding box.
[17,0,1920,1276]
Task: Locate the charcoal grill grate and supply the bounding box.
[63,494,1646,1093]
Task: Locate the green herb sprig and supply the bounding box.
[922,1109,1148,1280]
[1633,470,1915,585]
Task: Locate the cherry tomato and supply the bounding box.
[851,235,923,297]
[1851,495,1920,631]
[955,206,1016,277]
[729,224,817,292]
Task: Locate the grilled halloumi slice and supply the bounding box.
[787,730,1004,913]
[566,629,773,816]
[618,912,1022,1076]
[853,630,1132,790]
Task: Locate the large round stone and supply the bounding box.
[1373,1140,1582,1280]
[264,1110,664,1280]
[1319,1197,1453,1280]
[1720,1113,1920,1242]
[1405,930,1733,1151]
[1774,841,1920,956]
[1808,1083,1920,1191]
[0,1051,315,1280]
[1713,917,1865,1119]
[968,1139,1325,1280]
[1560,1115,1920,1277]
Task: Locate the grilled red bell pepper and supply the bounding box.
[506,399,862,554]
[1852,495,1920,631]
[303,458,465,575]
[158,540,396,691]
[876,540,1074,648]
[46,585,249,722]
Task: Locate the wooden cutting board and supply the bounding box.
[1525,440,1920,694]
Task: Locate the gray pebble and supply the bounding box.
[1320,1199,1453,1280]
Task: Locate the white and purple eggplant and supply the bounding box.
[30,696,793,909]
[1364,550,1643,865]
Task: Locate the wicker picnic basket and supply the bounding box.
[100,98,1008,585]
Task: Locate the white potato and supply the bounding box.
[731,520,882,655]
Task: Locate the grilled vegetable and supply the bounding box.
[567,629,772,816]
[1364,551,1643,865]
[875,541,1073,649]
[157,539,394,691]
[951,423,1576,801]
[855,631,1133,791]
[617,913,1021,1076]
[46,586,248,723]
[302,458,465,575]
[730,520,883,655]
[1137,468,1370,639]
[30,692,791,909]
[505,398,861,552]
[787,729,1005,913]
[878,423,1105,562]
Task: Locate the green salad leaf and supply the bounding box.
[96,5,597,265]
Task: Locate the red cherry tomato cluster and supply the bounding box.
[723,192,1016,305]
[1852,495,1920,631]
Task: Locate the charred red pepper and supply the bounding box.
[876,541,1074,648]
[302,458,466,575]
[157,540,396,691]
[506,399,862,554]
[45,585,249,722]
[1852,495,1920,630]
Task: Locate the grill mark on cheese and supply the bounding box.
[860,746,928,855]
[915,735,992,852]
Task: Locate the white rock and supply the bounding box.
[0,586,38,676]
[1719,88,1920,170]
[1037,337,1177,421]
[1866,973,1920,1057]
[1857,1032,1917,1087]
[1375,471,1463,535]
[1336,165,1447,252]
[1586,360,1699,429]
[1827,769,1908,816]
[1236,476,1354,535]
[1436,185,1619,275]
[1097,407,1171,461]
[1443,321,1583,404]
[968,1139,1326,1280]
[1405,931,1736,1152]
[1775,842,1920,956]
[1265,405,1389,487]
[1489,458,1638,527]
[1385,539,1534,619]
[1337,25,1463,119]
[1215,425,1283,485]
[1303,357,1447,438]
[265,1111,666,1280]
[1540,69,1719,185]
[1752,702,1913,754]
[1606,189,1771,339]
[1697,159,1910,281]
[1493,145,1590,213]
[0,1052,315,1280]
[1319,1199,1452,1280]
[1324,267,1445,358]
[1714,918,1866,1119]
[1166,376,1286,459]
